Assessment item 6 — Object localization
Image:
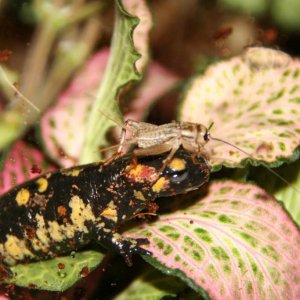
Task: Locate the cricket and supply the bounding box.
[107,119,211,174]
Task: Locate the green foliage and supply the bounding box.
[6,251,104,292]
[80,0,152,164]
[115,268,187,300]
[219,0,300,30]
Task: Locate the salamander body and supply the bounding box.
[0,149,210,278]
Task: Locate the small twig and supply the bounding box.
[0,67,40,112]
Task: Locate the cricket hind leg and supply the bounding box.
[157,146,180,175]
[117,119,159,158]
[104,119,143,166]
[182,142,210,164]
[190,146,211,169]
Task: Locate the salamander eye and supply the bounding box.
[168,169,189,184]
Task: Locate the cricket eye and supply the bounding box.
[203,131,210,142]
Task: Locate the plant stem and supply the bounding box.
[0,0,103,150]
[38,16,102,111]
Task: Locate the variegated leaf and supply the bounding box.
[180,47,300,170]
[127,180,300,300]
[251,159,300,226]
[39,49,109,167]
[122,0,152,73]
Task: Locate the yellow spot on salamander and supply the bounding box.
[15,188,30,206]
[69,195,96,233]
[169,158,186,171]
[60,224,76,239]
[4,235,34,263]
[35,214,50,247]
[48,221,65,242]
[36,177,48,193]
[152,177,169,193]
[133,190,146,201]
[101,201,118,223]
[62,168,82,177]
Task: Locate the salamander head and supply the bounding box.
[152,149,210,197]
[124,148,210,197]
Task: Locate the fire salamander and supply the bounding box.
[0,148,210,279]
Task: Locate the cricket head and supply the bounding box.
[180,122,210,147]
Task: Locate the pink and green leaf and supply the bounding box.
[123,62,180,121]
[179,48,300,170]
[0,141,56,195]
[40,49,110,167]
[127,180,300,300]
[122,0,152,73]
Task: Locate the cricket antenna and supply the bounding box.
[0,66,40,112]
[85,92,126,129]
[97,109,126,130]
[207,122,214,131]
[211,136,300,195]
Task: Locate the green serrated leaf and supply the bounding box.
[80,0,152,164]
[5,250,104,292]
